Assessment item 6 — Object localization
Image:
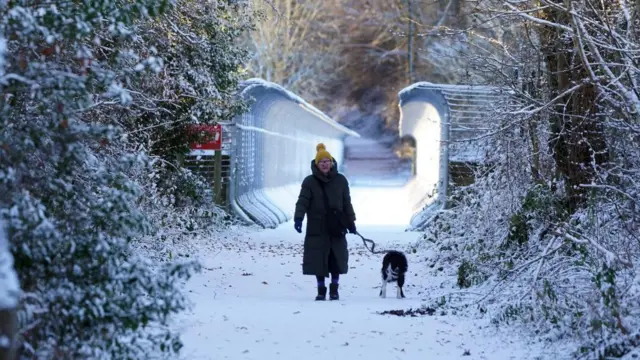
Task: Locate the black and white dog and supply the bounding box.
[379,250,408,299]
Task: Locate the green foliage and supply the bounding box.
[501,184,566,250]
[541,279,557,303]
[456,259,485,288]
[576,332,640,360]
[109,0,254,162]
[0,0,254,358]
[490,304,533,326]
[592,263,627,335]
[505,211,529,248]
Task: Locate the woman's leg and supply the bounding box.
[330,273,339,285]
[327,249,340,300]
[328,249,339,276]
[315,274,327,301]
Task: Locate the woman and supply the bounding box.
[294,143,357,301]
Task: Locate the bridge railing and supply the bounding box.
[398,82,510,230]
[227,78,359,228]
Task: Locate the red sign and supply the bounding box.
[189,124,222,151]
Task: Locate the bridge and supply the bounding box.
[185,78,510,230]
[176,78,553,360]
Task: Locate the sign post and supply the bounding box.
[213,149,223,205]
[188,124,224,205]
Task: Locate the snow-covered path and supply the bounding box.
[174,187,556,360]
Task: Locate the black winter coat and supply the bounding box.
[294,160,356,277]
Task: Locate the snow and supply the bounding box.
[240,78,360,138]
[341,136,412,187]
[230,79,358,229]
[398,82,512,97]
[173,187,565,360]
[0,35,6,80]
[0,220,20,310]
[261,183,302,222]
[0,335,9,348]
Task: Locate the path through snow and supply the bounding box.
[174,187,561,360]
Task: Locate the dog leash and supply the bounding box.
[354,231,389,254]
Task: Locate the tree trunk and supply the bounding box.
[0,308,17,360]
[540,5,608,212]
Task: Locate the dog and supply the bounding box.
[379,250,408,299]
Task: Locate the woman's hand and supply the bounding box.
[347,222,356,234]
[294,218,303,233]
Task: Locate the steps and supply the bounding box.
[341,136,412,187]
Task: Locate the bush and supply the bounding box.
[0,0,253,357]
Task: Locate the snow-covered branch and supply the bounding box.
[0,0,253,358]
[418,0,640,354]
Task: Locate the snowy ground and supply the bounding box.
[173,187,566,360]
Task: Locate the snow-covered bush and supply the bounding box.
[0,20,19,360]
[132,161,235,262]
[0,0,253,358]
[418,2,640,356]
[90,0,254,261]
[105,0,253,160]
[0,220,19,360]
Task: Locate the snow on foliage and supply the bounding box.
[0,221,19,311]
[412,2,640,356]
[241,78,360,137]
[420,96,640,356]
[0,0,254,358]
[0,12,19,315]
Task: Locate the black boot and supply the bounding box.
[329,283,339,300]
[315,286,327,301]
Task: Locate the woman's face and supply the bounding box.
[317,158,332,174]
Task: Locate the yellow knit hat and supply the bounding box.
[314,143,333,164]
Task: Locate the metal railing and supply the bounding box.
[397,82,510,230]
[226,78,360,228]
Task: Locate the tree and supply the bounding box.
[0,220,18,360]
[244,0,344,111]
[414,0,640,355]
[105,0,254,161]
[0,1,205,358]
[0,15,18,360]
